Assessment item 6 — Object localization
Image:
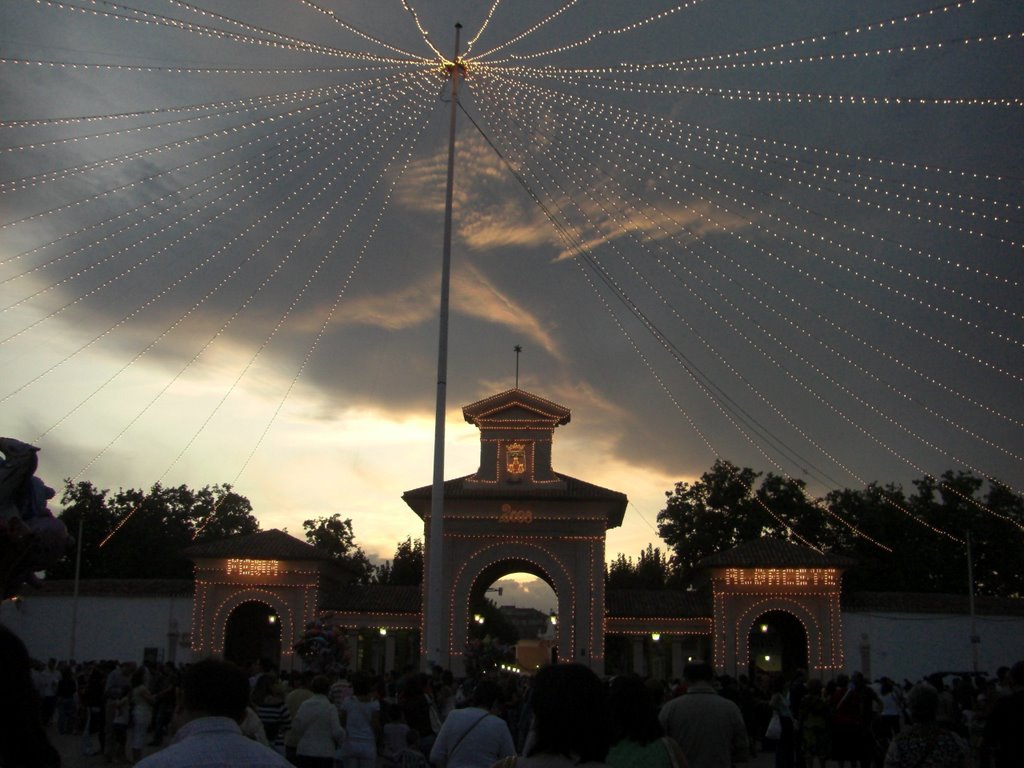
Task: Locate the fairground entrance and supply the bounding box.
[702,539,853,678]
[403,388,627,677]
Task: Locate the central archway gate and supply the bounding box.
[403,388,627,676]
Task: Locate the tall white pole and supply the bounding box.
[425,23,463,670]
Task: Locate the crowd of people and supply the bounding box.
[5,624,1023,768]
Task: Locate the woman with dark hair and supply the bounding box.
[493,663,611,768]
[606,674,687,768]
[0,623,60,768]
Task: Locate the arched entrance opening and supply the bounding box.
[464,562,559,675]
[224,601,281,670]
[748,610,808,679]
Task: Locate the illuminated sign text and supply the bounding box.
[226,559,281,577]
[723,568,837,587]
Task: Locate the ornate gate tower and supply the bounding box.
[403,388,626,676]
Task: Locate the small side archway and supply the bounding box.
[699,539,852,678]
[184,530,336,670]
[743,606,812,678]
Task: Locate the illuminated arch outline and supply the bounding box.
[209,588,296,657]
[447,540,576,661]
[735,597,822,671]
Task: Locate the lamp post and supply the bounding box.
[966,529,980,674]
[68,512,84,660]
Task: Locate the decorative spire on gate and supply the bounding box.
[462,388,571,488]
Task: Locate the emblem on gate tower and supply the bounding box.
[506,442,526,480]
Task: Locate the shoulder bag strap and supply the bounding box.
[449,712,491,759]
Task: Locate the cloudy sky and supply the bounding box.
[1,0,1022,611]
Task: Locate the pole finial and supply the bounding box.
[514,345,523,388]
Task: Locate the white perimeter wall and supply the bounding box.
[5,593,1024,680]
[842,611,1024,682]
[0,594,194,665]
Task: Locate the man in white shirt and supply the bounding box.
[136,658,291,768]
[430,679,515,768]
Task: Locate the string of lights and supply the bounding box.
[473,79,911,549]
[36,0,422,65]
[0,82,393,155]
[0,72,415,234]
[494,68,1024,108]
[473,69,1007,544]
[483,72,1022,286]
[12,106,362,420]
[471,0,706,64]
[462,0,503,57]
[478,73,1024,363]
[623,29,1024,75]
[287,0,425,60]
[484,72,1024,385]
[2,0,1019,574]
[1,77,416,314]
[505,0,984,73]
[483,72,1024,489]
[467,0,580,62]
[146,86,436,496]
[0,88,379,195]
[398,0,446,61]
[96,76,439,545]
[470,85,878,551]
[0,56,420,80]
[1,76,408,278]
[4,78,424,400]
[194,81,441,536]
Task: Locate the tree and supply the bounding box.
[657,459,820,582]
[829,472,1024,597]
[52,480,260,579]
[375,536,423,585]
[302,514,374,584]
[657,460,1024,597]
[607,544,672,589]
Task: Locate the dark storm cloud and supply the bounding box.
[1,0,1022,553]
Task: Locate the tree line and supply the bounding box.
[50,481,422,586]
[51,460,1024,598]
[609,459,1024,598]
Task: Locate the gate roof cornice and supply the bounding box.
[462,387,571,427]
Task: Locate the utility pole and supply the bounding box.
[425,23,464,670]
[966,529,980,674]
[69,512,84,660]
